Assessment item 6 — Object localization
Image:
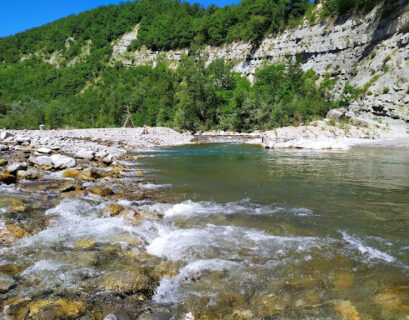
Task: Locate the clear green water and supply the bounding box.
[137,143,409,319]
[1,143,408,319]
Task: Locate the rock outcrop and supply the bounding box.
[112,3,409,123]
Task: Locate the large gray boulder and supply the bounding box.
[29,155,52,167]
[50,154,76,169]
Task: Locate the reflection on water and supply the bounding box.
[0,143,408,319]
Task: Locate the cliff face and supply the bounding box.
[112,3,409,123]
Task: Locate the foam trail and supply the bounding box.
[141,199,315,218]
[341,231,396,263]
[153,258,241,303]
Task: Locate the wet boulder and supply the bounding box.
[87,187,113,196]
[62,169,94,181]
[50,154,76,169]
[0,273,16,293]
[6,162,28,175]
[75,238,96,249]
[109,204,125,216]
[0,224,30,245]
[0,173,16,184]
[0,159,8,166]
[0,144,9,151]
[29,155,52,167]
[23,299,86,319]
[16,169,40,181]
[100,271,153,295]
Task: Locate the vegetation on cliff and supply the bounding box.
[0,0,391,131]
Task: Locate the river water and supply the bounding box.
[1,143,408,319]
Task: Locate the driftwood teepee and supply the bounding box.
[122,106,136,128]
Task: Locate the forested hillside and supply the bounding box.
[0,0,393,131]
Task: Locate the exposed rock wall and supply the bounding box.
[111,4,409,122]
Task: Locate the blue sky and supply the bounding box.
[0,0,240,38]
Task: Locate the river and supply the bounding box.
[1,143,408,319]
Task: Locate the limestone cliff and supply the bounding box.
[112,3,409,123]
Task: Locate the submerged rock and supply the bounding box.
[333,273,355,290]
[374,286,409,313]
[62,169,94,181]
[0,273,16,293]
[0,159,8,166]
[57,183,77,193]
[100,271,153,295]
[23,299,86,319]
[0,224,30,245]
[109,204,125,216]
[333,300,360,320]
[0,197,27,212]
[16,169,40,181]
[87,187,113,196]
[75,238,96,249]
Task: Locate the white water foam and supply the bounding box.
[15,199,156,249]
[153,258,241,303]
[341,231,396,263]
[147,224,323,262]
[138,183,171,190]
[141,199,314,218]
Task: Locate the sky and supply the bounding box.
[0,0,240,38]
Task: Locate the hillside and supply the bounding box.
[0,0,408,131]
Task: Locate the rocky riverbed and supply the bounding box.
[0,128,195,319]
[0,127,408,320]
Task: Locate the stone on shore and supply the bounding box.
[29,155,52,167]
[103,154,114,165]
[0,132,11,140]
[50,154,76,169]
[15,136,31,144]
[37,147,52,154]
[76,149,94,160]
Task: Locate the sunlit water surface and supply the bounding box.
[1,143,408,319]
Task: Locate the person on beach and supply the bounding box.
[141,125,149,135]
